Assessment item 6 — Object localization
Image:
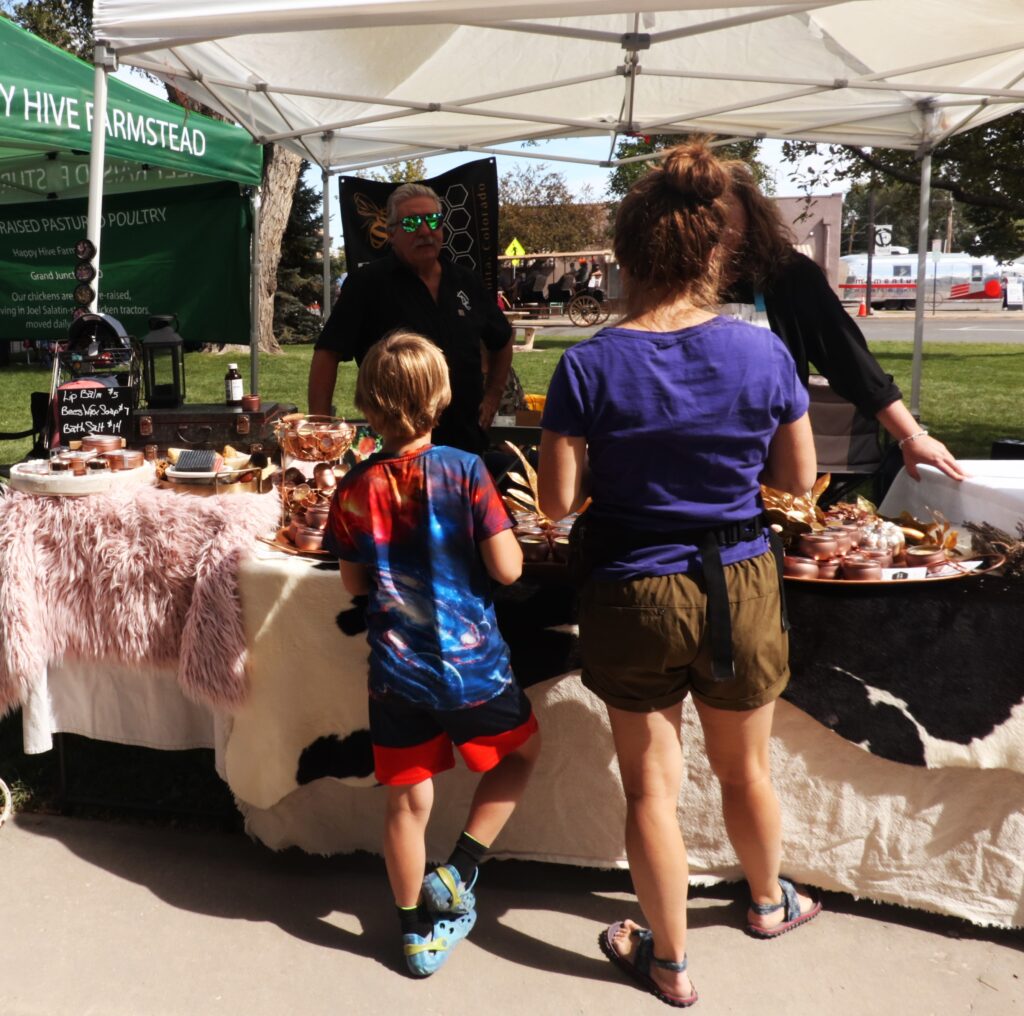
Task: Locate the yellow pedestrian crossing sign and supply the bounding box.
[505,238,525,266]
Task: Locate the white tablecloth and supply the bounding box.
[880,459,1024,539]
[14,542,1024,928]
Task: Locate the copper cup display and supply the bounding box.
[858,547,893,569]
[551,535,571,563]
[783,556,820,579]
[796,532,839,561]
[817,558,841,579]
[840,555,883,581]
[905,546,948,571]
[290,524,325,552]
[82,434,122,453]
[304,502,331,531]
[824,527,854,556]
[277,414,354,463]
[313,462,337,491]
[66,455,88,476]
[518,535,550,562]
[101,449,143,471]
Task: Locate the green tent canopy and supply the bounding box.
[0,16,262,205]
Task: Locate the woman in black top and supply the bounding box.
[721,161,965,483]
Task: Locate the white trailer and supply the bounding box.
[839,253,1004,311]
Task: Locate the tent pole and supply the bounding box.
[911,143,934,420]
[322,170,332,315]
[250,189,261,395]
[86,45,116,312]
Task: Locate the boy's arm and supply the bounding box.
[479,528,523,585]
[339,559,371,596]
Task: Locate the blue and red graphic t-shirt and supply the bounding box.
[323,444,515,710]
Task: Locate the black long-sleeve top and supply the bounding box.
[725,252,902,417]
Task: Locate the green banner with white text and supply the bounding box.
[0,17,261,187]
[0,181,251,346]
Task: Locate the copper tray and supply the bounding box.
[257,526,335,559]
[783,553,1005,586]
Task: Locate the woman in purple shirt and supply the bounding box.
[538,141,820,1008]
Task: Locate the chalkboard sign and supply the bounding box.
[54,382,133,444]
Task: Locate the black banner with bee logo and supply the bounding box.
[337,158,499,296]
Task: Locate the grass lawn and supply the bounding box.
[4,336,1019,463]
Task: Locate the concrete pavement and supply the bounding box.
[2,812,1021,1016]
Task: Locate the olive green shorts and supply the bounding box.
[578,550,789,713]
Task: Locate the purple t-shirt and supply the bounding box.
[541,316,809,579]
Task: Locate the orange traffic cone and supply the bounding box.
[857,300,867,317]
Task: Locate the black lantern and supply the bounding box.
[140,315,186,408]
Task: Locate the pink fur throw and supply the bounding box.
[0,487,280,715]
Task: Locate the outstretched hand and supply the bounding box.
[901,433,969,482]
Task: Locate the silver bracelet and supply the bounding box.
[898,429,929,450]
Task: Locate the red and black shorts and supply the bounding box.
[369,680,538,786]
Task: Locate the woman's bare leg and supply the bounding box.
[606,701,693,999]
[693,698,813,929]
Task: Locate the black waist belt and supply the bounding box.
[577,514,789,682]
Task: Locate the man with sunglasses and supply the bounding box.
[309,183,513,456]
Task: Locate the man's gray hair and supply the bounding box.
[386,183,443,228]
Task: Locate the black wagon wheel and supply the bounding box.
[568,293,602,326]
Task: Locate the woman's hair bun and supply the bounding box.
[661,140,729,204]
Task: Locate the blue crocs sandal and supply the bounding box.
[599,921,698,1008]
[403,910,477,978]
[421,864,478,916]
[746,876,822,939]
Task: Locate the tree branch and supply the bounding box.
[841,146,1020,212]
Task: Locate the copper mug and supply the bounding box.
[796,532,839,561]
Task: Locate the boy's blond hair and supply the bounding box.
[355,330,452,440]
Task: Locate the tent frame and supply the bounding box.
[89,2,1024,415]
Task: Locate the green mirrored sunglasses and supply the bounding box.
[398,212,443,232]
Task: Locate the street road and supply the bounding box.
[856,311,1024,344]
[540,310,1024,344]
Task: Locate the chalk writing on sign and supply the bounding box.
[55,385,132,442]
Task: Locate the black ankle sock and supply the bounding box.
[397,903,433,939]
[447,831,488,886]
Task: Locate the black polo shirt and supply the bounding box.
[724,252,901,416]
[316,253,512,454]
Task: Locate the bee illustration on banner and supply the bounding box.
[354,193,389,250]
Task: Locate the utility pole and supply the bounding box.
[865,185,875,316]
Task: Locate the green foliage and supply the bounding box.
[3,0,93,58]
[274,162,325,344]
[607,134,770,199]
[498,164,608,253]
[784,113,1024,261]
[360,159,426,183]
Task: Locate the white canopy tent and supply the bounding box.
[91,1,1024,413]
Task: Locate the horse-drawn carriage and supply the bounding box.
[499,250,618,327]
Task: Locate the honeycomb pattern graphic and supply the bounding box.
[440,183,477,271]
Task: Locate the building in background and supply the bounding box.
[775,193,845,292]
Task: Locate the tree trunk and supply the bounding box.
[257,146,302,354]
